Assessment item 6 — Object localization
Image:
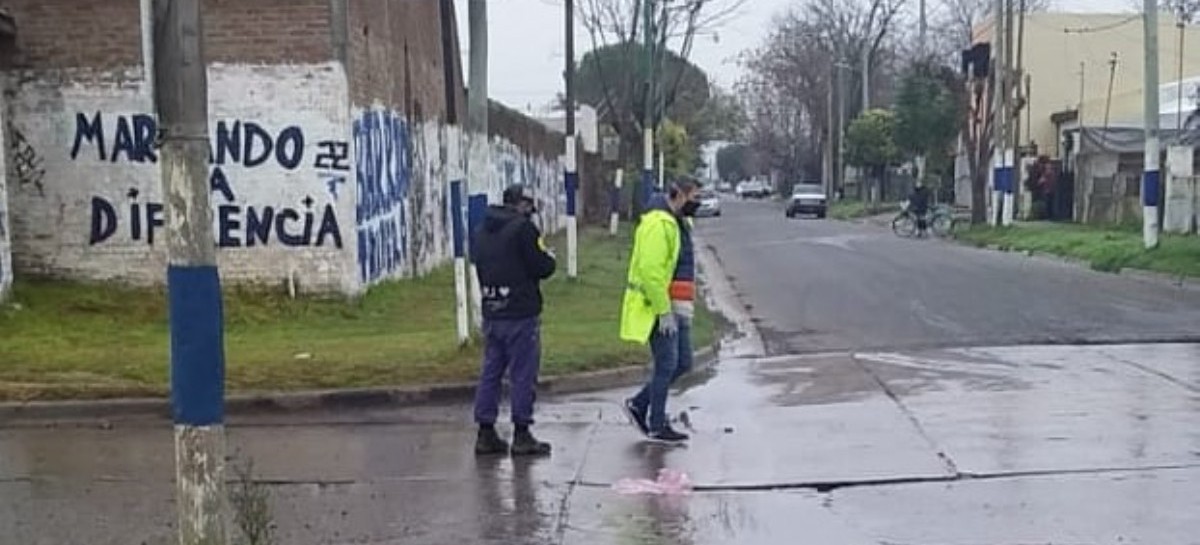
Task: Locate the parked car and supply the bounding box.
[695,189,721,217]
[736,180,771,199]
[785,183,827,219]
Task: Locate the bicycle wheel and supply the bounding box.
[930,213,955,237]
[892,213,917,237]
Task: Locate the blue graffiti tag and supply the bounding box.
[354,110,412,284]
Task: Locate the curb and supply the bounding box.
[962,241,1200,292]
[0,346,718,424]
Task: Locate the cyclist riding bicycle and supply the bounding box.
[908,182,932,237]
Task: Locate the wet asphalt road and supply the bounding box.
[704,199,1200,353]
[4,199,1200,544]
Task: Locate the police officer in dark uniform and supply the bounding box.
[471,185,557,456]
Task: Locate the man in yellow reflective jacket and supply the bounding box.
[619,177,702,444]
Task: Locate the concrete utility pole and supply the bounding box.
[861,44,870,111]
[153,1,228,544]
[440,0,470,344]
[1010,0,1027,223]
[990,0,1006,227]
[565,0,578,278]
[641,0,656,209]
[825,65,835,199]
[1002,0,1016,225]
[836,62,850,197]
[467,0,488,330]
[1143,0,1161,248]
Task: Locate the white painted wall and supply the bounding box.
[6,63,357,293]
[1164,146,1196,234]
[5,64,565,295]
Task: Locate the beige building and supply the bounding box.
[974,12,1200,159]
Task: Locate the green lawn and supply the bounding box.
[956,223,1200,277]
[829,199,901,220]
[0,228,714,401]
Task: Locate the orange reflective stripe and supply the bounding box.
[669,280,695,301]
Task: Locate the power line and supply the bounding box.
[1062,14,1141,34]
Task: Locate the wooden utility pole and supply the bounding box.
[153,1,228,543]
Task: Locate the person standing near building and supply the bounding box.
[471,185,557,456]
[620,178,702,444]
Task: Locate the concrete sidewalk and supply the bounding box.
[3,342,1199,544]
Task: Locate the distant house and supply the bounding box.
[957,11,1200,225]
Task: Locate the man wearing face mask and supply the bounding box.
[620,177,702,444]
[471,185,557,456]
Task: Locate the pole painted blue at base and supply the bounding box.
[565,171,579,216]
[1143,170,1160,207]
[450,180,465,259]
[467,194,487,242]
[168,265,225,427]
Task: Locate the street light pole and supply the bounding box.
[153,1,229,544]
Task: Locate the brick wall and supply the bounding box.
[0,0,334,69]
[344,0,463,123]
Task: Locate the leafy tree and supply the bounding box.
[657,120,697,179]
[690,85,747,143]
[894,60,966,187]
[716,143,753,182]
[845,109,901,192]
[575,43,711,141]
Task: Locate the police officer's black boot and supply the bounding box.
[510,425,551,457]
[475,424,509,456]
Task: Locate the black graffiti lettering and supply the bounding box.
[314,140,350,171]
[276,126,305,170]
[89,197,117,245]
[245,206,274,247]
[315,204,342,248]
[214,120,241,165]
[275,209,305,246]
[210,167,236,203]
[147,203,164,246]
[243,122,274,168]
[130,202,143,241]
[87,197,342,249]
[72,112,106,161]
[218,205,242,248]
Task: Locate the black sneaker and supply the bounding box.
[510,427,552,457]
[623,398,650,437]
[647,426,689,444]
[474,426,509,456]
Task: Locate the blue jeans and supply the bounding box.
[631,314,693,432]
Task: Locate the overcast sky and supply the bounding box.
[455,0,1134,114]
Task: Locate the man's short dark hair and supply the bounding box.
[668,176,701,198]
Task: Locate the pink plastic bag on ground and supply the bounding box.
[612,468,693,496]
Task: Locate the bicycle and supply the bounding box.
[892,202,955,238]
